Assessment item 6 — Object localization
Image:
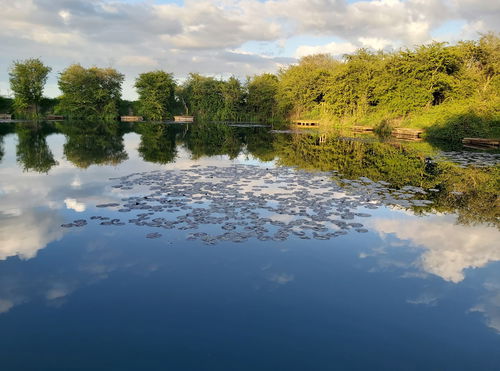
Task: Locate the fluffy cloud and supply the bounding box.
[0,299,14,314]
[268,0,447,44]
[64,198,86,212]
[372,215,500,283]
[0,209,64,261]
[295,41,357,58]
[469,280,500,334]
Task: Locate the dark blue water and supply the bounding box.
[0,122,499,370]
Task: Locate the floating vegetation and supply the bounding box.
[146,232,162,239]
[437,151,500,168]
[96,203,121,208]
[61,164,444,244]
[61,219,87,228]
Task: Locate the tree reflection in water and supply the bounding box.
[57,121,129,168]
[16,122,58,173]
[0,122,15,165]
[134,122,179,164]
[6,121,498,227]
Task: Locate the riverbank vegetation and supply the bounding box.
[277,33,499,141]
[1,33,498,142]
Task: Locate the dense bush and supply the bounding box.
[57,65,124,120]
[276,33,499,141]
[135,71,176,121]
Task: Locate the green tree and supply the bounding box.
[220,77,245,121]
[246,73,279,122]
[277,54,339,118]
[0,95,13,114]
[180,73,225,119]
[179,74,246,121]
[324,49,385,117]
[57,65,124,119]
[375,43,461,113]
[9,58,51,118]
[135,71,176,121]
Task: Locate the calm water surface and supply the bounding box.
[0,121,499,370]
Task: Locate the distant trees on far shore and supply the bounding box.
[2,32,498,141]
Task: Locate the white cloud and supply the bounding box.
[407,293,439,306]
[358,37,392,50]
[71,176,82,188]
[0,299,14,314]
[295,41,357,58]
[268,273,295,285]
[469,280,500,333]
[0,209,64,261]
[64,198,86,212]
[372,215,500,283]
[117,56,159,68]
[58,10,71,24]
[46,283,73,300]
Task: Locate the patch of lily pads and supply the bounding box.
[61,164,440,244]
[436,150,499,168]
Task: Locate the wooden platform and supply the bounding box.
[391,128,424,139]
[121,116,143,122]
[352,126,374,132]
[46,115,64,120]
[462,138,500,148]
[209,121,265,126]
[0,114,12,120]
[351,125,423,139]
[293,120,320,127]
[174,115,194,123]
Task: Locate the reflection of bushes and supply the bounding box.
[0,122,15,164]
[245,128,276,162]
[135,122,179,164]
[274,132,499,226]
[15,122,58,173]
[275,133,432,188]
[180,123,275,161]
[183,122,243,159]
[373,118,393,137]
[424,163,500,227]
[58,121,128,168]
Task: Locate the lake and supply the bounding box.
[0,121,499,370]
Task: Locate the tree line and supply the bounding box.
[2,60,280,122]
[1,33,498,138]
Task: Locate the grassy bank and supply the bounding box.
[348,98,500,142]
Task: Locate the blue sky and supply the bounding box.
[0,0,498,100]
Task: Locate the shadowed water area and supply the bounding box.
[0,121,499,370]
